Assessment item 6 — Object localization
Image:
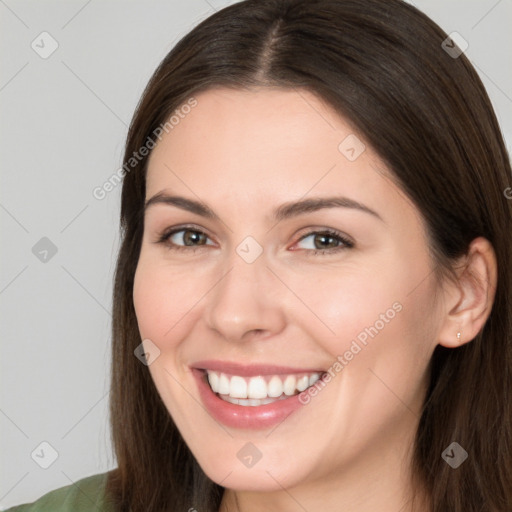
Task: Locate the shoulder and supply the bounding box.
[5,471,114,512]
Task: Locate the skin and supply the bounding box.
[132,87,497,512]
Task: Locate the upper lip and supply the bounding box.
[192,360,325,376]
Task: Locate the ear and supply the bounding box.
[437,237,497,348]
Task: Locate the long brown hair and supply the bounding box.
[106,1,512,510]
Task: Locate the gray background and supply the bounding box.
[1,0,511,508]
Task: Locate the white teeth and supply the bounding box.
[221,395,289,406]
[283,375,297,396]
[207,371,219,392]
[205,370,323,400]
[296,375,309,392]
[247,376,268,399]
[267,375,283,397]
[218,373,230,394]
[309,373,320,386]
[230,376,248,398]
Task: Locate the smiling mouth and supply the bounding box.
[204,369,326,407]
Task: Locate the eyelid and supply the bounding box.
[290,228,354,253]
[155,223,217,245]
[294,226,354,245]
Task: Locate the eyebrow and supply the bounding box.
[144,192,384,223]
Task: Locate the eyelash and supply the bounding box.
[155,225,354,256]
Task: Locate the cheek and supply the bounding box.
[291,264,403,355]
[132,260,206,420]
[291,265,435,452]
[132,259,205,346]
[297,255,435,372]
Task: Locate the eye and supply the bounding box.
[155,226,354,256]
[293,229,354,255]
[156,226,215,252]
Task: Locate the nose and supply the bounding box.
[203,250,287,343]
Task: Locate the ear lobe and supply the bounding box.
[437,237,497,349]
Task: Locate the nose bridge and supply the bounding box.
[203,245,285,342]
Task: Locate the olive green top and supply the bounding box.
[6,472,114,512]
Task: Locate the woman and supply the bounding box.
[8,0,511,510]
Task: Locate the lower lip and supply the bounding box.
[192,368,308,430]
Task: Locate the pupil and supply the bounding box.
[184,230,204,246]
[316,234,337,249]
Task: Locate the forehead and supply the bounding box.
[148,87,352,173]
[145,86,416,226]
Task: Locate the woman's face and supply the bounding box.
[133,87,442,493]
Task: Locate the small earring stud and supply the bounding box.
[456,332,461,341]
